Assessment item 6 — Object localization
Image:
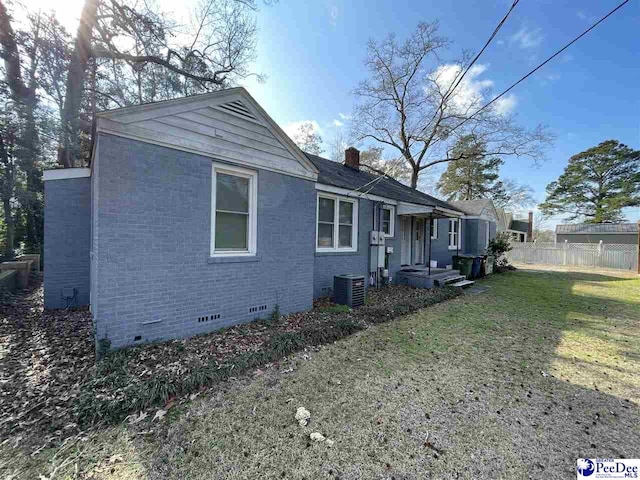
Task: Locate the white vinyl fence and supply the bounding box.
[506,241,639,271]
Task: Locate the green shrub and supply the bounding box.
[266,332,306,357]
[270,304,281,323]
[74,285,463,427]
[96,338,111,359]
[488,232,513,264]
[318,303,351,314]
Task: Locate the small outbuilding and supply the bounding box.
[555,223,639,245]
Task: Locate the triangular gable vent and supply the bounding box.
[215,100,258,122]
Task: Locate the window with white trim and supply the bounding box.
[316,193,358,252]
[430,218,438,239]
[382,206,395,237]
[485,221,490,248]
[448,218,460,250]
[211,163,257,256]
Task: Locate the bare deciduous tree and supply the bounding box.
[359,146,411,185]
[59,0,264,167]
[327,128,347,162]
[532,211,554,242]
[493,178,536,211]
[291,121,323,155]
[351,21,552,189]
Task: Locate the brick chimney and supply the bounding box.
[344,147,360,171]
[527,211,533,242]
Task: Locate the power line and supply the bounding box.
[349,1,523,199]
[419,0,521,138]
[442,0,520,106]
[447,0,631,136]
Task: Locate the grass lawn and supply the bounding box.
[3,267,640,479]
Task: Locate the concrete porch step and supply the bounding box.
[435,274,466,287]
[451,279,475,288]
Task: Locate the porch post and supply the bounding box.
[428,214,433,275]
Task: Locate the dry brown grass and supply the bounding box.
[2,267,639,479]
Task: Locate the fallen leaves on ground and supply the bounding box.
[0,277,459,452]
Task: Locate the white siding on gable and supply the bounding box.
[96,90,317,181]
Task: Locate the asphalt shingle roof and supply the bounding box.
[510,220,529,233]
[556,223,638,234]
[449,199,494,216]
[306,153,463,212]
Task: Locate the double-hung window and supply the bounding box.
[382,206,395,237]
[317,193,358,252]
[485,221,490,249]
[211,163,257,257]
[430,218,438,239]
[448,218,460,250]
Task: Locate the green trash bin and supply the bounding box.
[452,255,473,278]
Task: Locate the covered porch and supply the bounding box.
[396,202,463,274]
[394,202,472,288]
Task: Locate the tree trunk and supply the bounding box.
[58,0,99,168]
[0,0,27,99]
[0,0,41,252]
[23,16,43,253]
[2,196,14,258]
[0,132,15,257]
[410,167,419,189]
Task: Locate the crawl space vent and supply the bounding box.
[216,100,257,121]
[198,314,220,323]
[249,304,268,314]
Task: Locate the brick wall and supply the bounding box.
[93,134,316,348]
[428,218,465,268]
[313,200,403,298]
[44,177,91,308]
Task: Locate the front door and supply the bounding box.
[415,218,424,264]
[400,217,411,265]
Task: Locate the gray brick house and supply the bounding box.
[44,88,496,348]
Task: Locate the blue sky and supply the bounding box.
[241,0,640,227]
[36,0,640,226]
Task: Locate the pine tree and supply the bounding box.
[437,135,505,201]
[540,140,640,223]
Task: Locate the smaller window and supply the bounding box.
[448,218,460,250]
[382,206,395,237]
[430,218,438,239]
[485,221,490,248]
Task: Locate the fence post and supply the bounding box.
[563,240,568,265]
[637,221,640,274]
[598,240,603,267]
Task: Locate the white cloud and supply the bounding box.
[560,53,574,63]
[429,63,517,117]
[430,63,493,111]
[539,73,561,87]
[338,112,351,120]
[510,26,543,49]
[282,120,323,140]
[328,4,339,27]
[576,10,596,22]
[332,119,344,127]
[494,94,517,115]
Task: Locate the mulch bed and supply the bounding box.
[0,278,461,451]
[0,275,94,446]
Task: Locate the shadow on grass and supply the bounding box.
[4,269,640,479]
